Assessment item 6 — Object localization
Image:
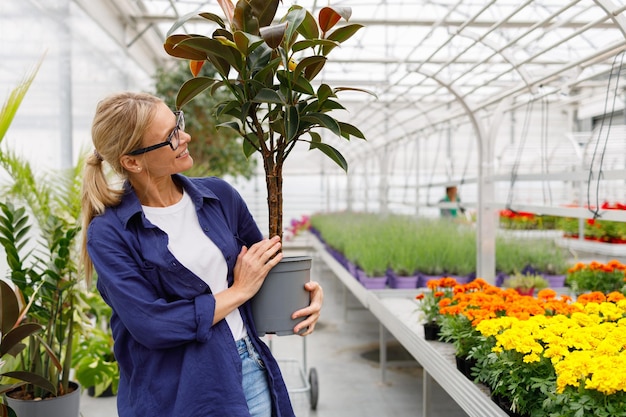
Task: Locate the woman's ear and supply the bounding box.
[120,154,142,174]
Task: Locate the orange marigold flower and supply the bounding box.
[607,292,625,302]
[537,289,557,300]
[415,294,425,300]
[577,292,606,304]
[441,277,459,287]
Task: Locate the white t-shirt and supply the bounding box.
[142,190,246,341]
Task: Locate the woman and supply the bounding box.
[80,92,323,417]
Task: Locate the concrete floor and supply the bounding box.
[80,258,469,417]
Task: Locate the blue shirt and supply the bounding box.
[87,174,295,417]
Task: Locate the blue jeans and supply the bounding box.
[237,336,272,417]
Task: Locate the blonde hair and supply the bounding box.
[80,92,162,283]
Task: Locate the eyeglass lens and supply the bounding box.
[169,111,184,150]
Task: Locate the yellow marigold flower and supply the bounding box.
[523,352,541,363]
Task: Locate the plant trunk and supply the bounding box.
[264,155,283,240]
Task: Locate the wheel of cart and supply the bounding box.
[267,335,319,410]
[308,366,318,410]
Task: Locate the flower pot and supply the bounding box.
[251,256,311,336]
[5,382,80,417]
[87,384,115,398]
[423,322,442,341]
[543,274,566,288]
[386,270,420,289]
[515,287,534,296]
[356,270,387,289]
[346,261,359,278]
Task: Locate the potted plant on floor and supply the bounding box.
[0,58,86,417]
[72,288,119,398]
[0,280,45,416]
[164,0,370,334]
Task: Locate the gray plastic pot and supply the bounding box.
[5,382,80,417]
[251,255,312,336]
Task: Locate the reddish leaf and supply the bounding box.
[164,35,207,61]
[189,60,205,77]
[319,7,351,34]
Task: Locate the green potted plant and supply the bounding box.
[72,289,119,398]
[0,57,85,416]
[566,259,626,295]
[0,280,45,416]
[414,277,458,340]
[163,0,370,334]
[502,272,549,296]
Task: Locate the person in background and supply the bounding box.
[439,185,464,218]
[80,91,323,417]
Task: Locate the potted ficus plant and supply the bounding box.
[164,0,370,334]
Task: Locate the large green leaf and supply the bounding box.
[199,12,226,29]
[323,24,364,55]
[282,7,307,49]
[0,56,42,144]
[242,132,261,157]
[285,105,300,142]
[253,88,284,104]
[294,8,318,40]
[293,56,326,81]
[314,99,345,112]
[291,75,315,95]
[338,121,366,139]
[308,136,348,172]
[248,43,274,75]
[300,113,341,137]
[292,39,338,53]
[217,121,243,135]
[304,59,326,81]
[176,77,217,109]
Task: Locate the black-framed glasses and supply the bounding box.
[127,111,185,155]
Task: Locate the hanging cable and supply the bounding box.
[541,95,553,205]
[402,140,417,207]
[505,97,534,212]
[586,51,625,219]
[456,125,474,215]
[426,127,445,207]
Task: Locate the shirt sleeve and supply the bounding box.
[88,221,216,350]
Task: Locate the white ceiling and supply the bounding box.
[71,0,626,167]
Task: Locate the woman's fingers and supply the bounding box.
[292,281,323,335]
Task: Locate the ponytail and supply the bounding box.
[80,152,124,285]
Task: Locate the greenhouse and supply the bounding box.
[2,1,626,417]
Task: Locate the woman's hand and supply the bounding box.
[292,281,323,336]
[232,236,283,300]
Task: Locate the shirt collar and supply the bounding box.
[116,174,219,229]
